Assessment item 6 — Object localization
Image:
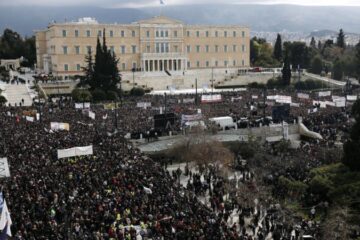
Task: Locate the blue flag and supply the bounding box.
[0,225,8,240]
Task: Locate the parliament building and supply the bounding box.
[36,16,250,79]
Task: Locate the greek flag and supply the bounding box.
[160,0,165,5]
[0,193,12,239]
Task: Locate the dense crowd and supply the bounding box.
[0,87,356,239]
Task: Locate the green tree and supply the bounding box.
[332,59,343,80]
[281,51,291,85]
[130,87,145,96]
[81,49,94,87]
[273,34,282,61]
[318,40,322,50]
[86,29,120,98]
[337,29,346,49]
[310,37,317,48]
[343,99,360,171]
[310,56,323,74]
[71,88,92,102]
[356,41,360,80]
[0,95,7,106]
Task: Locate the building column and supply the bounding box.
[174,59,177,71]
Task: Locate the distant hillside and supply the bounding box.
[1,4,360,36]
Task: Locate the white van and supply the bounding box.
[209,116,237,130]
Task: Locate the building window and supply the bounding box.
[63,46,68,55]
[98,30,102,37]
[224,60,228,67]
[206,45,209,53]
[196,45,200,53]
[242,60,245,66]
[224,45,228,52]
[110,46,114,54]
[62,30,67,37]
[215,61,218,67]
[187,45,191,53]
[174,45,178,52]
[174,30,178,37]
[233,31,236,37]
[132,31,135,37]
[76,64,81,71]
[186,31,190,37]
[132,45,137,54]
[206,31,209,37]
[165,43,169,53]
[64,64,68,71]
[110,30,114,37]
[75,30,79,37]
[75,46,80,54]
[206,61,209,67]
[121,46,125,54]
[224,31,227,37]
[121,30,125,37]
[233,60,236,66]
[215,31,218,37]
[132,62,137,69]
[86,46,92,53]
[196,31,200,37]
[146,44,151,53]
[165,31,169,37]
[242,44,246,52]
[215,45,219,53]
[196,61,200,67]
[86,30,91,37]
[146,30,150,38]
[242,31,245,37]
[122,63,126,71]
[187,61,191,68]
[156,43,160,53]
[233,45,237,52]
[156,31,159,38]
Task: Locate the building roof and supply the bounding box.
[135,15,183,25]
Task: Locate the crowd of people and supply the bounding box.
[0,86,356,239]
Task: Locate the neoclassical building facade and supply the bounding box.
[35,16,250,78]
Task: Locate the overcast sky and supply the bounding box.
[1,0,360,7]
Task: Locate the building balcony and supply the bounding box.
[141,52,187,60]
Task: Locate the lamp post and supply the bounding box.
[132,67,135,89]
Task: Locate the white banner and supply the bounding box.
[136,102,152,108]
[201,94,222,103]
[297,93,309,99]
[26,116,34,122]
[290,103,300,107]
[231,97,243,102]
[75,102,90,109]
[252,95,258,99]
[0,158,10,178]
[57,145,93,159]
[267,95,292,104]
[88,111,95,120]
[347,95,358,101]
[334,99,346,107]
[313,101,327,108]
[318,91,331,97]
[50,122,70,131]
[183,98,195,104]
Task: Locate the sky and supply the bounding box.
[0,0,360,7]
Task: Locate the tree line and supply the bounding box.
[0,29,36,67]
[250,29,360,81]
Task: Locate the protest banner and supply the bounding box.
[57,145,93,159]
